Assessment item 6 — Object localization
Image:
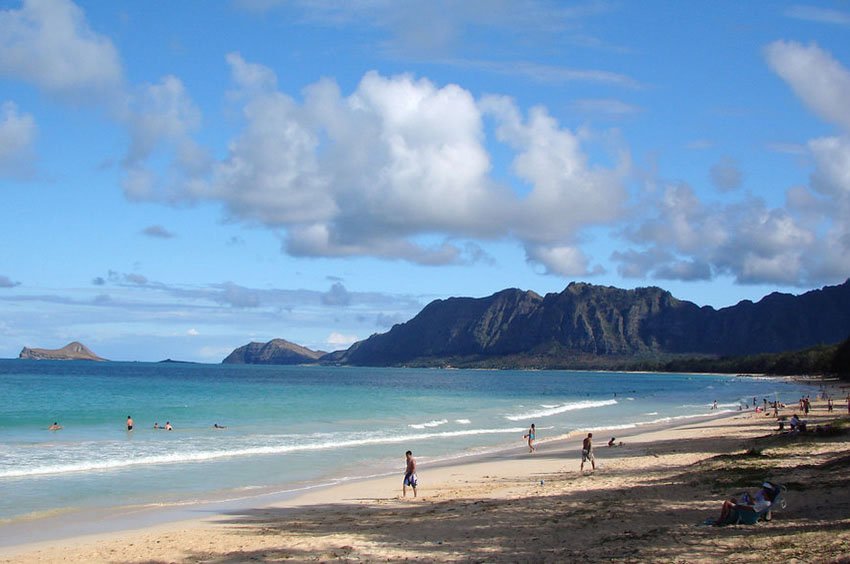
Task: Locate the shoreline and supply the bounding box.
[0,406,745,552]
[2,374,846,562]
[5,382,850,561]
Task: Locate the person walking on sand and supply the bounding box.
[403,450,417,498]
[524,423,536,453]
[581,432,596,472]
[126,416,134,431]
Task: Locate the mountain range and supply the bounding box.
[227,279,850,368]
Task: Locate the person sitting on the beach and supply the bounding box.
[715,483,775,525]
[789,414,800,432]
[48,422,62,430]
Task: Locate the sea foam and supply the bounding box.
[504,399,618,421]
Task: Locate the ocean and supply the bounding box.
[0,359,818,543]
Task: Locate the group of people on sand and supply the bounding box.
[522,423,602,472]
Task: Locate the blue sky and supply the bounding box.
[1,0,850,362]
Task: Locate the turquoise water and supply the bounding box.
[0,360,816,527]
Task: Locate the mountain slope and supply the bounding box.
[333,280,850,367]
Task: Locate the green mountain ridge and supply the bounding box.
[225,279,850,372]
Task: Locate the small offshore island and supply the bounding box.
[18,341,106,362]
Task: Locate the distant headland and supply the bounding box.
[19,342,106,361]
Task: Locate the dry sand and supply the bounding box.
[3,382,850,563]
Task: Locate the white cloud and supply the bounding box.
[0,0,123,101]
[120,75,208,201]
[326,331,358,348]
[615,69,844,286]
[177,61,629,274]
[809,136,850,199]
[765,40,850,132]
[0,101,36,177]
[187,328,199,336]
[121,57,630,275]
[616,182,830,285]
[525,244,595,277]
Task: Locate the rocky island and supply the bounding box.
[19,341,106,361]
[222,338,325,365]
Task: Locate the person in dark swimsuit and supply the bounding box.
[127,415,134,431]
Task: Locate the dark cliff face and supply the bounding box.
[222,339,324,364]
[334,279,850,366]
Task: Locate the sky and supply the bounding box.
[1,0,850,362]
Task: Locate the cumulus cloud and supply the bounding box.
[160,59,628,273]
[121,76,208,201]
[0,101,36,177]
[0,0,123,101]
[141,225,176,239]
[809,136,850,198]
[0,275,20,288]
[609,41,850,288]
[709,156,743,192]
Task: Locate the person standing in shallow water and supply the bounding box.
[127,416,134,431]
[524,423,536,453]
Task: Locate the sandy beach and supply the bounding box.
[3,382,850,563]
